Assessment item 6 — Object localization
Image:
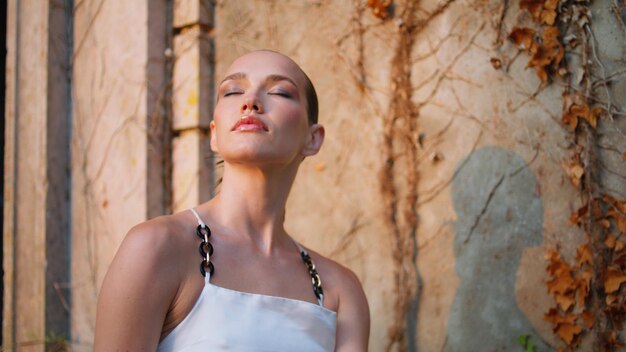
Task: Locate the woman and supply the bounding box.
[94,50,370,351]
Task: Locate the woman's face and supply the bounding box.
[211,51,322,167]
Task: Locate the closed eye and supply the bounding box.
[223,91,243,97]
[268,90,292,98]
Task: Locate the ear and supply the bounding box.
[301,124,325,157]
[209,120,218,153]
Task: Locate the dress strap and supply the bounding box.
[190,208,206,227]
[294,241,325,307]
[190,208,214,283]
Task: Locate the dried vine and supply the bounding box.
[380,1,420,349]
[371,0,456,350]
[504,0,626,350]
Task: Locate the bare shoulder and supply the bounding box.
[305,248,370,350]
[306,249,365,300]
[127,212,189,244]
[105,212,195,296]
[122,214,189,260]
[94,212,193,350]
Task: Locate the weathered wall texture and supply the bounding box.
[215,0,625,351]
[3,0,625,351]
[70,0,169,349]
[3,0,72,349]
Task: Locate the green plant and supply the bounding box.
[518,333,537,352]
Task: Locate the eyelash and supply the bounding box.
[269,91,291,98]
[221,90,292,98]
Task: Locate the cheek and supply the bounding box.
[277,103,308,129]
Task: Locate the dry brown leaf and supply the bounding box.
[555,322,582,345]
[543,26,561,47]
[569,205,588,225]
[566,103,599,129]
[606,293,618,305]
[541,9,557,25]
[606,234,617,249]
[607,207,626,234]
[519,0,559,24]
[545,308,577,325]
[544,0,559,11]
[581,310,595,329]
[536,67,549,83]
[590,107,604,128]
[490,58,502,69]
[520,0,544,19]
[540,0,559,25]
[562,104,581,129]
[528,46,551,82]
[367,0,391,19]
[599,219,611,229]
[509,27,535,51]
[616,217,626,234]
[547,269,576,294]
[545,248,560,262]
[606,330,626,347]
[591,200,603,218]
[604,269,626,293]
[616,199,626,214]
[576,268,592,307]
[602,194,626,213]
[547,261,567,277]
[615,240,625,252]
[526,27,561,82]
[561,160,584,187]
[567,104,602,129]
[555,292,576,311]
[576,243,593,267]
[546,250,567,276]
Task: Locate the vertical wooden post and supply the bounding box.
[3,1,72,350]
[171,0,215,213]
[69,0,169,349]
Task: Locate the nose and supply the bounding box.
[240,94,263,114]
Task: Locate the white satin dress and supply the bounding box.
[156,209,337,352]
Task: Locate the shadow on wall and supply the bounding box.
[445,147,549,351]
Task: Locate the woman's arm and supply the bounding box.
[94,222,180,351]
[334,267,370,352]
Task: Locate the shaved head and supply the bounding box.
[229,50,319,124]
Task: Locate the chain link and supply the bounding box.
[196,224,214,277]
[194,221,323,303]
[300,250,324,301]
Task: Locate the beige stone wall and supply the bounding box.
[4,0,624,351]
[4,2,49,349]
[4,0,73,349]
[70,0,169,349]
[214,3,398,350]
[215,0,624,350]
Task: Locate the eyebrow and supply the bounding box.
[266,74,298,88]
[220,72,247,85]
[220,72,298,88]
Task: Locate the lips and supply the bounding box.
[231,115,269,132]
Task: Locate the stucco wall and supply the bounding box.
[215,0,625,350]
[3,0,625,350]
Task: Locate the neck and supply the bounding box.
[204,162,300,254]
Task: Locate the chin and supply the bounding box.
[220,148,299,167]
[217,138,303,165]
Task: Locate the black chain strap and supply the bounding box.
[196,224,214,277]
[300,250,324,301]
[194,221,322,302]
